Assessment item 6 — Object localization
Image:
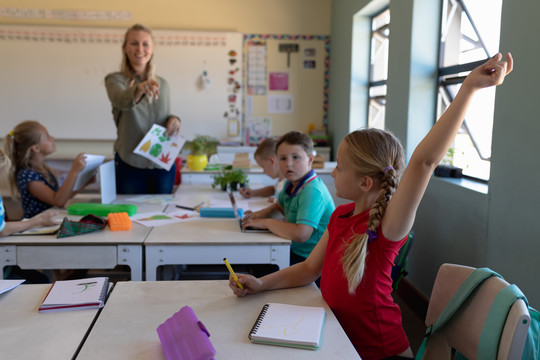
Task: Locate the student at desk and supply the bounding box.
[4,121,91,218]
[242,131,335,265]
[239,137,285,203]
[230,54,513,359]
[0,149,59,283]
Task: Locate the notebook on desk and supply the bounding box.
[228,190,271,233]
[248,303,326,350]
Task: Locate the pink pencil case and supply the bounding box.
[157,305,216,360]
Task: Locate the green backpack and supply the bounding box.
[415,267,539,360]
[391,231,414,292]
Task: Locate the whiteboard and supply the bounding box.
[0,25,243,141]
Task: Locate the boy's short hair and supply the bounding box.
[276,131,314,156]
[254,137,279,160]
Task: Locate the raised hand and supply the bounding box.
[463,52,513,91]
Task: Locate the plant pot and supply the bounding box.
[186,154,208,171]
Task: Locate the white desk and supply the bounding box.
[144,184,291,281]
[0,284,102,360]
[0,197,164,282]
[77,280,360,359]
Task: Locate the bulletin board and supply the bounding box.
[0,25,243,141]
[243,34,330,143]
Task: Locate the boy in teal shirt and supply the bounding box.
[243,131,335,264]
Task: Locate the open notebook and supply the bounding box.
[248,303,326,350]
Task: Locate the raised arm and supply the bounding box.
[29,153,87,208]
[383,53,513,241]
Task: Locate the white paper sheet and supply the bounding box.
[132,210,199,227]
[133,124,185,171]
[73,154,106,192]
[0,279,25,295]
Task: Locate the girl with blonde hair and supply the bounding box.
[4,120,88,218]
[229,53,514,359]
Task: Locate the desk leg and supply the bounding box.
[144,246,163,281]
[271,245,290,270]
[0,245,17,277]
[117,245,143,281]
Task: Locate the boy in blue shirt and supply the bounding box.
[243,131,335,264]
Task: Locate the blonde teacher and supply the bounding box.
[105,24,181,194]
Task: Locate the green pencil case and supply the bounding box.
[67,203,138,217]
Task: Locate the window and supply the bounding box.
[438,0,503,180]
[368,8,390,130]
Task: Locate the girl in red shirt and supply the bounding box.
[229,53,513,359]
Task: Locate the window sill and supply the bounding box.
[432,175,488,194]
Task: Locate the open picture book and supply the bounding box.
[248,303,326,350]
[39,277,109,313]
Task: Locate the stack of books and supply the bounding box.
[232,153,251,168]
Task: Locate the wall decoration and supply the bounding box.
[246,117,272,144]
[269,72,289,91]
[246,40,267,95]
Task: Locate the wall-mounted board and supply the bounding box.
[0,25,243,141]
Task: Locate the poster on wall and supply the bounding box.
[267,94,294,114]
[246,40,267,95]
[269,72,289,90]
[246,117,272,144]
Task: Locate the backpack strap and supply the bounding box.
[415,267,502,359]
[478,284,528,360]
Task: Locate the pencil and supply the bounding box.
[223,258,244,289]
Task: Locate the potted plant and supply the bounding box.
[184,134,219,171]
[211,167,248,191]
[228,168,248,190]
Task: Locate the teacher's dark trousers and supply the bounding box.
[115,153,176,194]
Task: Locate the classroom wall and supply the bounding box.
[330,0,540,305]
[0,0,331,156]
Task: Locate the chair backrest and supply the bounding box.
[421,263,530,360]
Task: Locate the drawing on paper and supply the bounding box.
[133,124,186,171]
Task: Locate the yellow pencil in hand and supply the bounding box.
[223,258,244,289]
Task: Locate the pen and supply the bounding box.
[223,258,244,289]
[176,201,205,212]
[176,205,195,211]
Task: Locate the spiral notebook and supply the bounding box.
[38,277,109,313]
[248,303,326,350]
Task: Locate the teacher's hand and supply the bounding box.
[135,79,160,102]
[165,116,181,137]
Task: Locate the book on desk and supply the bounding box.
[39,277,109,313]
[248,303,326,350]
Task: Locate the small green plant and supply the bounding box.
[185,134,219,156]
[211,167,248,191]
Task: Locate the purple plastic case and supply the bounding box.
[157,305,216,360]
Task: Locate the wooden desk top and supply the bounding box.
[77,280,360,360]
[146,184,290,246]
[0,284,101,360]
[0,194,165,246]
